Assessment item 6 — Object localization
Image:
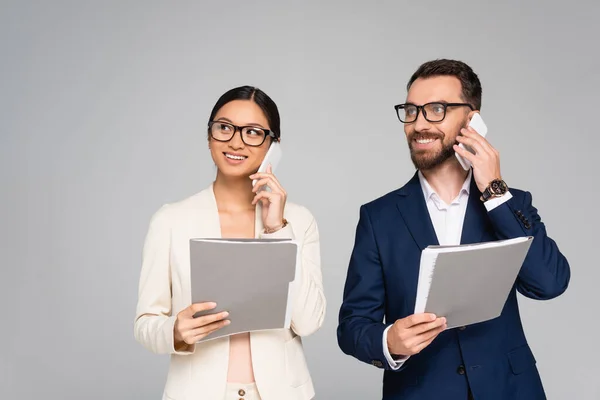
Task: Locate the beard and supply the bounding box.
[408,132,456,170]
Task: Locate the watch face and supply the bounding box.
[490,180,507,194]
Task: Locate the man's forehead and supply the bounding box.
[406,76,463,103]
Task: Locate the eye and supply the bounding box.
[220,123,232,131]
[431,104,445,114]
[246,128,265,136]
[405,107,417,116]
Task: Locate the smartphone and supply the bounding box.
[252,141,282,192]
[455,112,488,171]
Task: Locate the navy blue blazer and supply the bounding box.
[337,172,570,400]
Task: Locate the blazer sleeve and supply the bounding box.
[133,205,196,355]
[337,205,394,370]
[260,214,326,337]
[487,191,571,300]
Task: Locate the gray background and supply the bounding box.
[1,1,598,399]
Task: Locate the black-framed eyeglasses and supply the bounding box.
[208,120,278,147]
[394,102,474,123]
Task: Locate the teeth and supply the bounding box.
[225,153,246,160]
[416,138,436,144]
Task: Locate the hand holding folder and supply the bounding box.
[173,301,231,347]
[414,236,534,329]
[188,237,299,342]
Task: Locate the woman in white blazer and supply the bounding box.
[134,86,326,400]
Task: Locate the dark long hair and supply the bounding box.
[207,86,281,139]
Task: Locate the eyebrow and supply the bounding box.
[404,100,452,105]
[215,117,267,129]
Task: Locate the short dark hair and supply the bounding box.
[207,85,281,139]
[407,59,482,110]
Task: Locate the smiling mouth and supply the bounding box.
[415,138,438,144]
[224,152,248,160]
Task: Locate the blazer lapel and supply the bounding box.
[460,177,487,244]
[188,183,222,239]
[396,172,439,250]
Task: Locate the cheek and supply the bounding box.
[252,147,269,164]
[208,139,224,159]
[439,122,460,142]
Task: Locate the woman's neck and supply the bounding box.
[212,172,255,213]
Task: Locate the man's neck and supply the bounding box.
[212,172,256,213]
[420,160,469,204]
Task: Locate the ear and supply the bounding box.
[465,110,480,126]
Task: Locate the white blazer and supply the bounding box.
[134,184,326,400]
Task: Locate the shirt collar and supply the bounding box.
[417,169,472,205]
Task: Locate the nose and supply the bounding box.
[413,108,432,132]
[228,128,245,149]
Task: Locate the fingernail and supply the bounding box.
[224,320,231,325]
[430,314,437,320]
[222,311,229,317]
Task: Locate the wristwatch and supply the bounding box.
[480,179,508,202]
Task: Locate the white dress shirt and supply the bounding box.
[382,170,512,369]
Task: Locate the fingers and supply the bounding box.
[251,190,284,206]
[185,301,217,317]
[403,313,437,328]
[251,177,284,194]
[455,134,488,157]
[453,142,476,163]
[251,177,283,194]
[190,310,230,329]
[250,172,285,194]
[412,317,447,335]
[391,314,447,356]
[411,325,446,353]
[459,127,496,154]
[185,319,231,344]
[398,319,447,355]
[176,304,230,344]
[415,320,447,342]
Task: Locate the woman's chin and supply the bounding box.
[216,163,258,179]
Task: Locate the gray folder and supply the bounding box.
[189,238,299,342]
[414,236,534,329]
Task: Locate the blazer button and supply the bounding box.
[515,210,523,216]
[238,389,246,396]
[372,360,383,368]
[457,365,466,375]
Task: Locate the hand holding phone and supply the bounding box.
[455,113,488,171]
[252,142,282,192]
